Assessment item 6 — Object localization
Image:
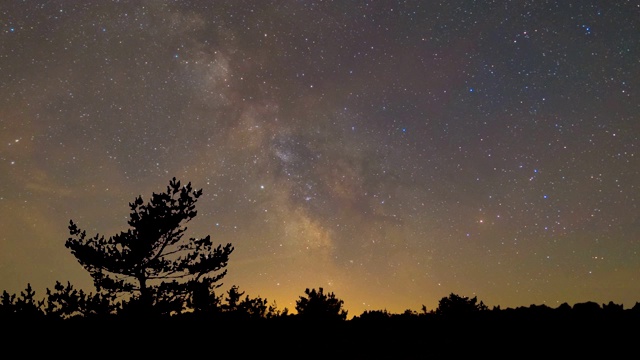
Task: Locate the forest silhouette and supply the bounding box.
[2,178,638,354]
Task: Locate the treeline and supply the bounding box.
[3,282,639,357]
[3,281,639,325]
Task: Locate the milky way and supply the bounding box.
[1,1,638,315]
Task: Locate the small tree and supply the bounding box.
[295,287,347,321]
[0,284,45,320]
[222,285,270,319]
[223,285,245,312]
[65,177,234,316]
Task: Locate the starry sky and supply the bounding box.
[1,0,638,316]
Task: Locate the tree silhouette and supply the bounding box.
[602,301,624,317]
[354,309,392,322]
[435,293,488,318]
[222,285,271,319]
[224,285,245,311]
[0,283,44,320]
[295,287,347,321]
[44,281,115,319]
[65,177,234,316]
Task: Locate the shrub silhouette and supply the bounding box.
[44,281,115,319]
[295,287,347,321]
[224,285,262,318]
[65,177,234,317]
[435,293,488,318]
[0,283,44,320]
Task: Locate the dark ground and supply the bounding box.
[4,314,637,358]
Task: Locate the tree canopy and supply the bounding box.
[65,177,233,316]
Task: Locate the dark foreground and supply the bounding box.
[5,312,638,357]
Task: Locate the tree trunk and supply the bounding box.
[138,274,152,318]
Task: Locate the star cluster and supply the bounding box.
[1,1,638,315]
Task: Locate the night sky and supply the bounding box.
[1,0,638,316]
